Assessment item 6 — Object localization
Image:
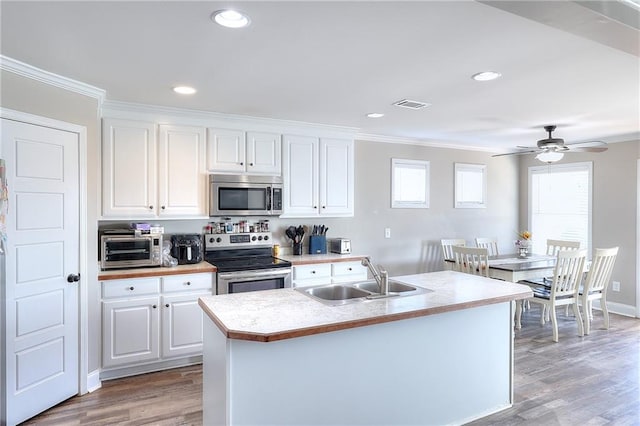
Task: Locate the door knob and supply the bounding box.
[67,273,80,283]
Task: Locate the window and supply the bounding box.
[455,163,486,208]
[528,162,592,255]
[391,158,429,208]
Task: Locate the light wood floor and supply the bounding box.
[23,308,639,425]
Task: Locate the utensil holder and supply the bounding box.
[292,242,303,256]
[309,236,327,255]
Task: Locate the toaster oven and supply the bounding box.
[100,230,163,270]
[329,238,351,254]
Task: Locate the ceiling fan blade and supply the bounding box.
[492,149,539,157]
[565,140,608,153]
[568,146,608,153]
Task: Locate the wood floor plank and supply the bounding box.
[22,309,639,425]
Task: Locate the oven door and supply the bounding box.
[217,268,292,295]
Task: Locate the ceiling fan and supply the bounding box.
[493,125,608,163]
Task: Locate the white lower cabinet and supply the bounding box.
[101,272,213,373]
[292,261,366,288]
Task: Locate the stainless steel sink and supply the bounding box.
[305,285,371,301]
[297,280,432,306]
[352,280,418,294]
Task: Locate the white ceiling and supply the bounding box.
[1,1,639,152]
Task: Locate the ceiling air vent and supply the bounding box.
[392,99,431,110]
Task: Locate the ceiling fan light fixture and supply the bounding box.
[211,9,251,28]
[471,71,502,81]
[536,151,564,163]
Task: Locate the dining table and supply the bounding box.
[445,253,557,329]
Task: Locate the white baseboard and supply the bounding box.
[86,369,102,393]
[592,300,637,318]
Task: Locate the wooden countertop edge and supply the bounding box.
[99,262,217,281]
[199,289,533,343]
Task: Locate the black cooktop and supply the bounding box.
[205,247,291,273]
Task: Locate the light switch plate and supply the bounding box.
[612,281,621,292]
[384,228,391,239]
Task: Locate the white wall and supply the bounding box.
[519,139,639,311]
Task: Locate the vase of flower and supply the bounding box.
[515,231,532,258]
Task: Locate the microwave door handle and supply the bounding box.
[266,187,272,212]
[218,269,291,281]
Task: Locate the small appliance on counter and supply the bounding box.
[171,234,203,265]
[100,229,163,270]
[329,238,351,254]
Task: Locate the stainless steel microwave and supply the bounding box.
[100,230,163,270]
[209,174,283,216]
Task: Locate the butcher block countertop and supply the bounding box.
[277,253,367,265]
[98,261,216,281]
[198,270,532,343]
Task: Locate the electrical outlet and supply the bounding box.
[384,228,391,239]
[612,281,621,292]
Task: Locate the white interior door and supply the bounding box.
[2,118,80,425]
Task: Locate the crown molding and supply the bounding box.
[0,55,106,103]
[102,100,359,138]
[355,132,497,153]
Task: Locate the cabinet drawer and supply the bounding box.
[162,273,213,293]
[102,277,160,299]
[293,263,331,281]
[331,261,367,277]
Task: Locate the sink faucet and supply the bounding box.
[361,257,389,295]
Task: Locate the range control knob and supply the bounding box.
[264,235,269,241]
[258,236,263,241]
[216,237,222,243]
[252,236,257,241]
[208,237,215,243]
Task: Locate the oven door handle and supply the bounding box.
[218,269,292,281]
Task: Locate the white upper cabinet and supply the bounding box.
[158,124,207,217]
[102,118,158,218]
[282,135,354,218]
[319,138,354,216]
[102,119,207,219]
[207,128,281,175]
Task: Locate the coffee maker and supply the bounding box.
[171,234,203,265]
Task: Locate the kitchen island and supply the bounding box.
[198,271,532,425]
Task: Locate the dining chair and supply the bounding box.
[452,246,490,278]
[441,239,465,261]
[475,237,499,256]
[546,239,580,255]
[580,247,619,335]
[518,248,588,342]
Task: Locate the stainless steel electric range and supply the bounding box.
[204,232,292,295]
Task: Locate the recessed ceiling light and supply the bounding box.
[366,113,385,118]
[211,9,251,28]
[173,86,197,95]
[472,71,502,81]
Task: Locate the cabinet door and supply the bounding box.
[207,128,246,173]
[331,261,368,283]
[246,131,281,175]
[158,124,207,217]
[102,119,157,217]
[161,292,209,358]
[282,135,319,217]
[320,138,354,217]
[102,296,160,368]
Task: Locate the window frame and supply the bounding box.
[391,158,430,209]
[454,162,487,209]
[528,161,593,255]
